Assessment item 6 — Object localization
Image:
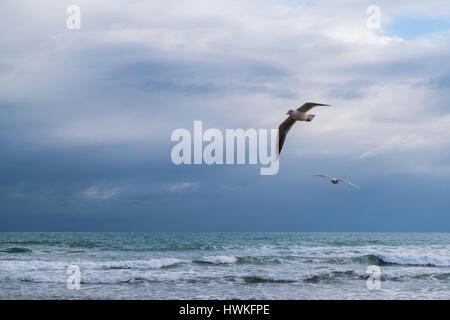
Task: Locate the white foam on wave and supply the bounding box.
[198,255,237,264]
[374,252,450,267]
[15,273,138,284]
[244,274,302,282]
[288,245,450,267]
[0,260,67,272]
[95,258,185,270]
[0,258,185,272]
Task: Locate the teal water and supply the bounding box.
[0,232,448,299]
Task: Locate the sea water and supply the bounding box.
[0,232,448,299]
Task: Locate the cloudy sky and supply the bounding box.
[1,0,450,231]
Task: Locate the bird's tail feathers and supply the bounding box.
[307,114,315,121]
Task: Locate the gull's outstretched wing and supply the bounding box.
[297,102,330,113]
[278,117,296,154]
[313,174,332,180]
[341,179,360,189]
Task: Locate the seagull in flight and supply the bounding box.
[313,175,360,189]
[278,102,330,155]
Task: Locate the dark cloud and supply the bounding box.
[0,1,450,231]
[109,58,291,97]
[427,74,450,89]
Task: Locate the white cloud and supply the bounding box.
[81,185,121,200]
[164,182,197,192]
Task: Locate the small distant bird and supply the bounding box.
[313,175,360,189]
[278,102,330,154]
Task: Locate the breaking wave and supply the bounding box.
[193,255,282,265]
[0,258,186,272]
[18,274,145,284]
[194,255,237,264]
[353,253,450,267]
[242,270,365,284]
[0,255,281,273]
[243,275,299,283]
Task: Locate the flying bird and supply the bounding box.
[313,175,360,189]
[278,102,330,155]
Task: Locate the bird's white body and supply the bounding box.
[313,174,360,189]
[288,110,315,122]
[277,102,330,155]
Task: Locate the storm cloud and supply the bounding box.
[0,0,450,231]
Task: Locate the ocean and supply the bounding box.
[0,232,448,299]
